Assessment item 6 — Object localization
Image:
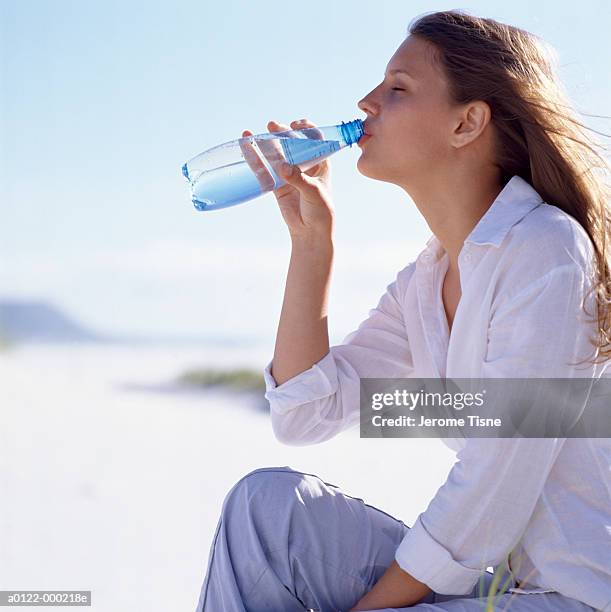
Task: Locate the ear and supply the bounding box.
[451,101,492,148]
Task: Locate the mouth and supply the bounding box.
[357,133,373,146]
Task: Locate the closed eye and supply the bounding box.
[391,87,405,91]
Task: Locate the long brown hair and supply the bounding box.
[408,10,611,365]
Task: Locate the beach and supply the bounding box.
[0,342,456,611]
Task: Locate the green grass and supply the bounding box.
[0,333,15,352]
[176,367,266,393]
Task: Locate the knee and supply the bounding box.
[240,465,302,484]
[221,465,305,516]
[237,465,304,491]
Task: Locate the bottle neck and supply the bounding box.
[340,119,364,147]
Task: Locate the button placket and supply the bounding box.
[416,258,445,378]
[460,244,473,264]
[458,245,475,288]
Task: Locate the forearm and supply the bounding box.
[271,234,334,386]
[348,560,432,611]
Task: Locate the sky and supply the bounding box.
[1,0,610,344]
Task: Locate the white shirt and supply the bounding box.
[262,175,611,610]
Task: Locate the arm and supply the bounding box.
[270,234,335,387]
[348,560,432,610]
[264,261,416,446]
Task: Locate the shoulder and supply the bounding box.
[505,201,596,273]
[488,201,598,310]
[371,260,417,311]
[393,260,418,297]
[493,201,597,299]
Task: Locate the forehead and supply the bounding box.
[386,35,443,83]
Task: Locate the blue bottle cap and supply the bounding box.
[340,119,365,147]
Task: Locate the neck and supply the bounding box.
[403,169,503,272]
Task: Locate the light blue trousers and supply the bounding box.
[195,466,594,611]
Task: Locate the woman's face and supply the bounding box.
[357,35,457,186]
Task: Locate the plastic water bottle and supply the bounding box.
[181,118,364,212]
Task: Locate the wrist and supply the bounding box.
[290,232,334,255]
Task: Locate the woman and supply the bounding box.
[196,10,610,612]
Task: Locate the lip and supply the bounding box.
[358,133,373,146]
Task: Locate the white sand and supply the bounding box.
[0,343,456,611]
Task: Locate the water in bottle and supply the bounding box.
[181,119,364,212]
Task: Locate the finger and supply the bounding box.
[278,162,322,197]
[259,119,325,183]
[268,120,290,132]
[258,119,316,170]
[287,119,327,176]
[287,119,328,178]
[256,120,293,170]
[290,118,324,141]
[239,130,275,191]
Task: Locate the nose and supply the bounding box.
[357,97,372,116]
[357,91,378,116]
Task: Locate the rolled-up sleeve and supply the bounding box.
[263,262,416,446]
[395,263,597,594]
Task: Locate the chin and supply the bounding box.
[356,156,393,183]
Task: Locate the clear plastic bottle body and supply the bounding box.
[181,119,364,211]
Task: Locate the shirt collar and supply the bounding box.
[423,175,544,260]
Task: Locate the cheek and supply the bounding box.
[399,103,450,154]
[386,114,445,160]
[386,96,443,132]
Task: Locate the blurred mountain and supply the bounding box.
[0,299,105,343]
[0,298,265,346]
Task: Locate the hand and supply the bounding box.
[240,119,335,241]
[347,560,432,611]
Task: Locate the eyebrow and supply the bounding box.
[385,68,417,79]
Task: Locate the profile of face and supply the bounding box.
[357,35,491,188]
